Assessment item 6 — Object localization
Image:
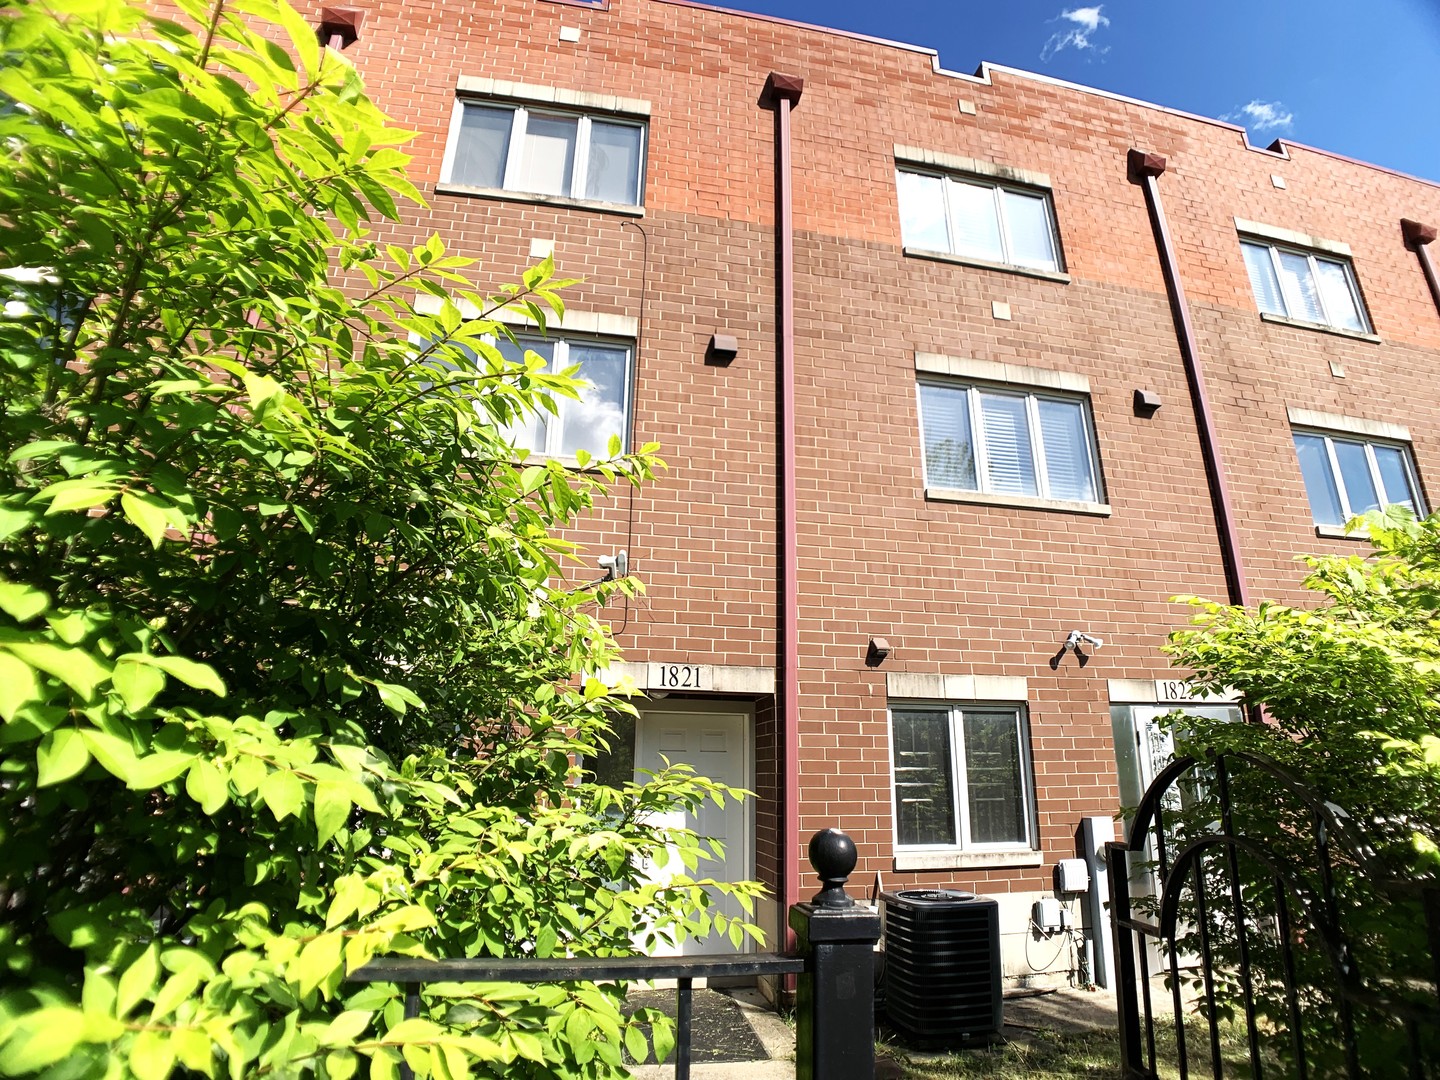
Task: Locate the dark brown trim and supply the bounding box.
[1402,218,1440,320]
[764,70,803,955]
[1128,149,1250,608]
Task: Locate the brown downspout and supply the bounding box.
[1128,149,1251,609]
[763,71,804,955]
[1402,219,1440,318]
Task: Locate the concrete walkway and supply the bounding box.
[626,986,1119,1079]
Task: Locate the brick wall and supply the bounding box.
[244,0,1440,975]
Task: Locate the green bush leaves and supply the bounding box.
[0,0,760,1076]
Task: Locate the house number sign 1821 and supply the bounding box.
[650,663,708,690]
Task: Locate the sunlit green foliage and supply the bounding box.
[0,0,763,1076]
[1159,509,1440,1074]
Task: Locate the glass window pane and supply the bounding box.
[518,114,578,196]
[1373,445,1419,514]
[891,710,956,847]
[496,338,555,453]
[919,384,976,490]
[585,121,642,205]
[556,343,629,458]
[962,710,1026,846]
[1037,398,1096,502]
[978,392,1038,496]
[451,105,512,188]
[1277,250,1325,323]
[896,172,950,251]
[1333,439,1380,516]
[947,180,1004,263]
[1242,242,1285,316]
[1002,190,1057,270]
[1314,258,1364,331]
[1294,434,1344,526]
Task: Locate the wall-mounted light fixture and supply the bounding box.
[1133,389,1162,417]
[866,637,891,667]
[706,333,739,366]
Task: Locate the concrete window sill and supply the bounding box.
[1259,312,1380,343]
[926,488,1112,517]
[903,246,1071,284]
[433,183,645,217]
[1315,524,1370,541]
[893,850,1044,872]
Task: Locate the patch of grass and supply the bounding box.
[885,1018,1263,1079]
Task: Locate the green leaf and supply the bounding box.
[185,758,230,814]
[43,483,120,514]
[81,728,141,780]
[0,652,43,721]
[327,1050,359,1080]
[113,659,167,711]
[624,1023,650,1065]
[322,1009,372,1046]
[314,780,351,845]
[116,944,160,1019]
[147,655,227,697]
[259,768,305,821]
[0,580,49,622]
[37,727,90,786]
[127,749,195,790]
[0,504,36,541]
[129,1028,176,1080]
[4,641,110,700]
[0,1006,86,1073]
[151,965,205,1021]
[121,490,171,548]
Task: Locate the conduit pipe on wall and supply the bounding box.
[1401,219,1440,319]
[1128,149,1251,609]
[763,70,804,952]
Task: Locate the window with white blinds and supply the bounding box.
[1241,239,1368,333]
[897,168,1062,272]
[443,100,646,207]
[890,704,1036,851]
[918,380,1101,504]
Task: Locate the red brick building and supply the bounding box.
[304,0,1440,984]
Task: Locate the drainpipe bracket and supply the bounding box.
[762,72,805,107]
[1127,149,1167,182]
[1402,218,1437,249]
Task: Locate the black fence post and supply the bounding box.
[790,828,882,1080]
[1107,840,1150,1080]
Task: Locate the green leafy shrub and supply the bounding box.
[1154,510,1440,1075]
[0,0,764,1076]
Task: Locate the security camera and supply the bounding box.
[1064,630,1104,651]
[597,551,628,580]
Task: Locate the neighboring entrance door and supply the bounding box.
[634,705,752,955]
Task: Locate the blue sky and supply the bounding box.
[715,0,1440,183]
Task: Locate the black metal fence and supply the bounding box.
[350,827,881,1080]
[1108,750,1440,1079]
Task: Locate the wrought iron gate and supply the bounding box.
[1107,750,1440,1078]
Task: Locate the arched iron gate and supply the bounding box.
[1107,750,1440,1079]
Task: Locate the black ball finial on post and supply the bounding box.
[808,828,857,908]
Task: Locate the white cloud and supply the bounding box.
[1041,6,1112,62]
[1222,99,1295,134]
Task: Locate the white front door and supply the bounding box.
[634,705,752,955]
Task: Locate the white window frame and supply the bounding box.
[440,99,647,207]
[1292,428,1425,526]
[1241,239,1370,332]
[917,379,1102,502]
[888,701,1038,853]
[898,168,1062,272]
